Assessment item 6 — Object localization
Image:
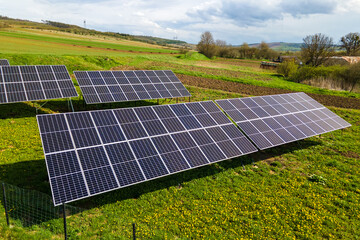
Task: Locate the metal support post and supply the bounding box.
[68,98,75,112]
[63,203,67,240]
[2,183,9,226]
[132,223,136,240]
[35,101,48,114]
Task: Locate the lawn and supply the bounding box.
[0,86,359,239]
[0,30,177,55]
[0,22,359,239]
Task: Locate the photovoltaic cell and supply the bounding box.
[0,59,10,66]
[216,92,351,150]
[0,65,77,104]
[74,70,191,104]
[37,101,257,205]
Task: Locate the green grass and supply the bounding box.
[0,24,360,239]
[0,30,177,55]
[0,86,359,239]
[1,53,359,100]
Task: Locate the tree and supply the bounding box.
[340,32,360,56]
[343,62,360,92]
[301,33,335,67]
[256,41,278,60]
[197,31,217,58]
[238,43,250,58]
[215,39,228,57]
[277,60,298,78]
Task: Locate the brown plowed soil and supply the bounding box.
[178,74,360,110]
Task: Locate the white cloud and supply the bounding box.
[0,0,359,44]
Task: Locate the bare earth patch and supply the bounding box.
[178,74,360,109]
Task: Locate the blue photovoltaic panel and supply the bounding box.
[0,65,78,104]
[37,101,257,205]
[0,59,10,66]
[216,92,351,150]
[74,70,191,104]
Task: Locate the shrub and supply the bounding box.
[340,62,360,92]
[277,60,298,78]
[290,65,347,83]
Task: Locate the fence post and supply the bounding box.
[132,223,136,240]
[2,183,10,226]
[63,203,67,240]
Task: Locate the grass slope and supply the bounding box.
[0,23,359,239]
[0,87,359,239]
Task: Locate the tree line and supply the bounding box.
[197,31,278,59]
[197,31,360,61]
[196,31,360,93]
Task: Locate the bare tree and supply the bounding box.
[257,41,277,60]
[238,43,252,58]
[340,32,360,56]
[215,39,228,57]
[301,33,335,66]
[343,62,360,92]
[197,31,217,58]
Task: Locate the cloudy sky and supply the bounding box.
[1,0,360,44]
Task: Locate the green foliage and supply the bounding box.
[197,31,217,58]
[277,60,298,78]
[291,65,347,83]
[340,62,360,92]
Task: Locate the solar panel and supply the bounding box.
[0,65,78,104]
[216,92,351,150]
[37,101,257,205]
[74,70,191,104]
[0,59,10,66]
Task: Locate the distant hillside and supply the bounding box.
[249,42,302,52]
[0,16,188,47]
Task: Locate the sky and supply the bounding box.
[1,0,360,44]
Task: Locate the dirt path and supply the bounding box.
[179,74,360,110]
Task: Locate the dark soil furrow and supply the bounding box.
[179,74,360,109]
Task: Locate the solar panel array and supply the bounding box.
[37,101,257,205]
[0,65,78,104]
[0,59,10,66]
[216,92,351,150]
[74,70,191,104]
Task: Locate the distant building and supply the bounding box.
[326,56,360,65]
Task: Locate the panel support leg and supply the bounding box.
[68,98,74,112]
[188,96,191,103]
[34,101,48,114]
[2,183,9,226]
[63,203,67,240]
[132,223,136,240]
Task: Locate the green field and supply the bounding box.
[0,19,360,239]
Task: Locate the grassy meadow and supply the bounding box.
[0,19,359,239]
